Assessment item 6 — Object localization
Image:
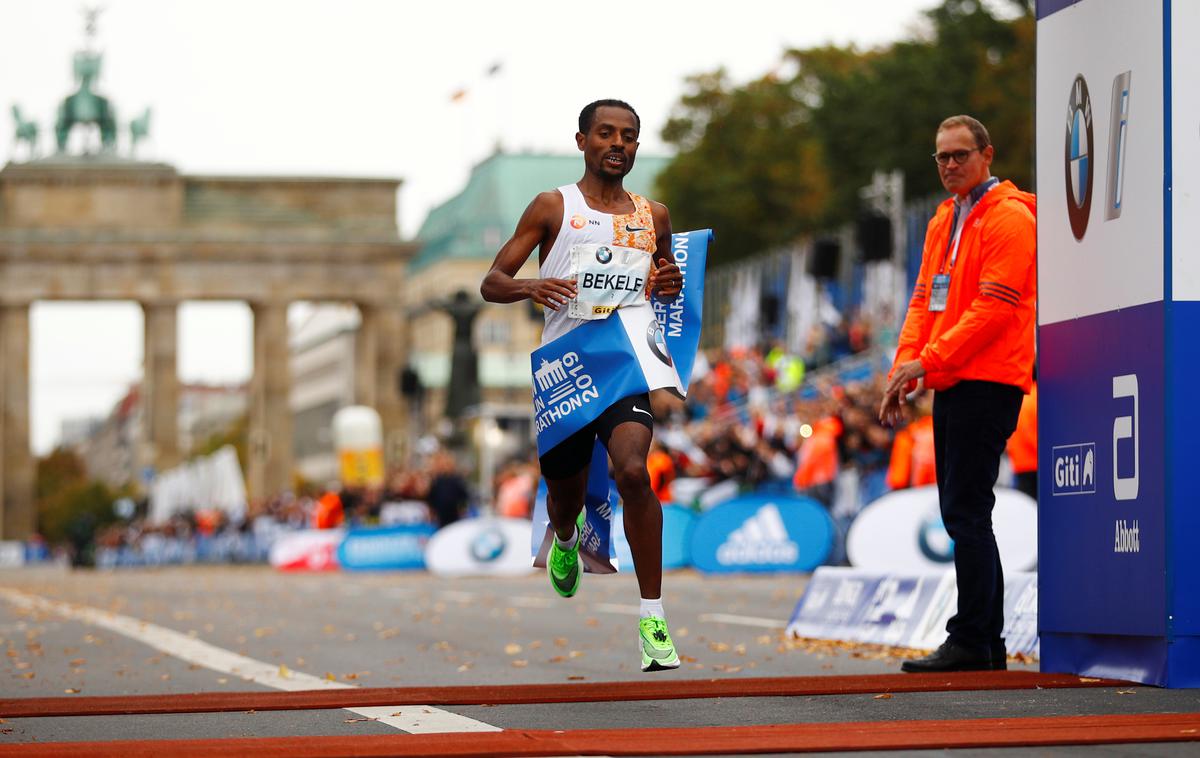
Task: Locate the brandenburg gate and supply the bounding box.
[0,16,413,539]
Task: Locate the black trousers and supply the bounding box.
[932,380,1023,651]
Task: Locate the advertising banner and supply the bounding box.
[336,524,435,571]
[846,486,1038,573]
[787,567,1040,657]
[1037,0,1200,685]
[268,529,344,572]
[425,518,536,577]
[690,495,834,574]
[613,504,695,571]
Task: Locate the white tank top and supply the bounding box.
[540,183,657,344]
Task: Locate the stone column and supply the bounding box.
[0,305,34,540]
[374,306,407,467]
[141,302,181,475]
[248,302,293,501]
[354,304,380,409]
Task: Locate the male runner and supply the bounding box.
[480,99,684,671]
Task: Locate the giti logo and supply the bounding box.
[1064,74,1094,241]
[1051,442,1096,496]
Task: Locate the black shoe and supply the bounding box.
[991,639,1008,671]
[901,640,993,673]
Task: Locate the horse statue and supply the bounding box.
[55,50,117,153]
[11,104,39,160]
[129,107,151,157]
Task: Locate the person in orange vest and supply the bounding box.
[794,415,842,504]
[880,115,1035,673]
[1007,378,1038,501]
[887,395,937,490]
[313,489,344,530]
[646,440,676,504]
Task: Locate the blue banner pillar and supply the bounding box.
[1036,0,1200,686]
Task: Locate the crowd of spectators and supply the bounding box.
[64,312,1039,569]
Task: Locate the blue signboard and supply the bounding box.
[613,504,695,571]
[689,495,834,574]
[1039,303,1165,637]
[336,524,435,571]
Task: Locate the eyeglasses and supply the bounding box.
[932,147,983,166]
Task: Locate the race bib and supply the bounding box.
[568,243,651,320]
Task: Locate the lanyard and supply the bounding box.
[939,177,999,274]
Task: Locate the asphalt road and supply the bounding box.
[1,565,1198,755]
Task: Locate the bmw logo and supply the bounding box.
[469,529,506,563]
[645,320,673,367]
[917,511,955,563]
[1065,74,1094,241]
[595,246,613,264]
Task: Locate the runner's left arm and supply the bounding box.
[647,201,682,299]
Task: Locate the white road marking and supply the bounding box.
[698,612,783,629]
[0,587,500,734]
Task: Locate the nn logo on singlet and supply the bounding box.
[569,214,601,230]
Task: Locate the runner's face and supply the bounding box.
[577,107,639,179]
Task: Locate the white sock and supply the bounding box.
[640,597,665,620]
[554,525,578,550]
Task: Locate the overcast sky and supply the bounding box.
[1,0,991,454]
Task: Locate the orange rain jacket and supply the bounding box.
[891,181,1037,393]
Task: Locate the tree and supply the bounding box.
[35,448,122,546]
[657,0,1034,265]
[657,70,832,264]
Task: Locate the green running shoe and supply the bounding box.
[639,616,681,672]
[547,525,582,598]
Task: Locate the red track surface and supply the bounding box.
[0,671,1124,718]
[2,713,1198,756]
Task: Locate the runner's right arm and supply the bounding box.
[480,192,577,311]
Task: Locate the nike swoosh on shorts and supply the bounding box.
[632,405,653,417]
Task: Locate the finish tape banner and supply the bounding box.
[531,230,711,572]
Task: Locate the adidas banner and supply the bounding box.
[531,230,711,571]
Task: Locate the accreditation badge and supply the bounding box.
[929,274,950,312]
[568,243,651,320]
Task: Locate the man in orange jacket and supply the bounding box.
[880,115,1035,673]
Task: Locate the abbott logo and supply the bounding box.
[1052,443,1096,496]
[716,503,799,565]
[1113,373,1139,501]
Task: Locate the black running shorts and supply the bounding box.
[538,393,654,480]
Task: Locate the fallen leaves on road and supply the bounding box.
[567,676,585,681]
[64,688,80,694]
[783,635,936,662]
[278,664,291,678]
[1117,689,1137,695]
[504,643,523,656]
[344,717,377,723]
[874,693,894,700]
[511,660,528,668]
[554,637,569,648]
